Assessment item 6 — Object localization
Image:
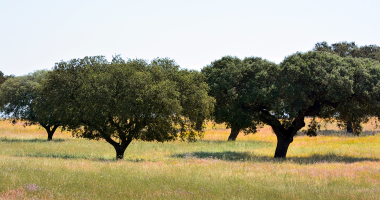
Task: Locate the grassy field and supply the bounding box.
[1,119,380,199]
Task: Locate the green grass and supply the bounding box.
[1,120,380,199]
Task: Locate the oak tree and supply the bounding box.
[314,41,380,132]
[44,56,214,159]
[204,52,380,158]
[202,56,278,141]
[0,70,61,140]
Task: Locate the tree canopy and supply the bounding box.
[203,51,380,158]
[0,70,61,140]
[0,71,14,85]
[202,56,279,140]
[44,56,214,159]
[3,42,380,160]
[314,41,380,132]
[314,41,380,62]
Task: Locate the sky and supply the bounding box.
[1,0,380,76]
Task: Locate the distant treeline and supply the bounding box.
[1,41,380,159]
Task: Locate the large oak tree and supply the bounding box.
[204,51,380,158]
[44,56,214,159]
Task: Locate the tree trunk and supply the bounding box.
[347,121,353,133]
[274,134,294,158]
[228,126,240,141]
[107,138,133,160]
[260,110,305,158]
[114,145,127,160]
[41,125,59,141]
[47,131,54,141]
[195,120,203,131]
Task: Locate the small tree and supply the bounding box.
[44,56,214,159]
[202,56,278,141]
[204,52,380,158]
[0,70,61,140]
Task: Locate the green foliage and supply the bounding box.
[202,56,278,134]
[0,71,61,137]
[280,51,380,134]
[314,41,380,62]
[44,56,214,158]
[203,51,380,157]
[313,41,380,132]
[0,71,14,85]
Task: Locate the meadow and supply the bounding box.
[1,119,380,199]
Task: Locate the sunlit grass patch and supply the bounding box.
[0,137,66,143]
[0,120,72,139]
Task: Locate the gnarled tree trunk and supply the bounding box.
[269,114,305,158]
[228,126,241,141]
[274,134,294,158]
[114,145,127,160]
[41,125,59,141]
[106,137,133,160]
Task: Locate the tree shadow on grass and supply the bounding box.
[14,153,116,162]
[198,140,271,144]
[297,130,379,137]
[173,151,380,164]
[0,138,66,143]
[286,154,380,164]
[15,153,152,163]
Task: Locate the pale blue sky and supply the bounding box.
[1,0,379,76]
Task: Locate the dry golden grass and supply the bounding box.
[0,120,72,140]
[1,119,380,199]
